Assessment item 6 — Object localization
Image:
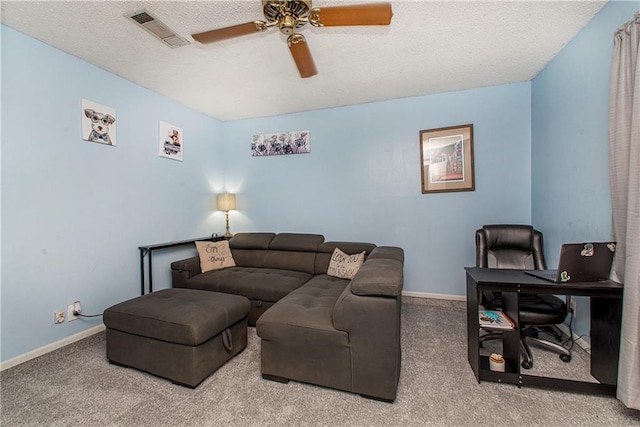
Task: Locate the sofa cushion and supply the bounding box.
[231,249,317,274]
[229,233,276,250]
[185,267,312,302]
[327,248,365,279]
[257,275,352,393]
[269,233,324,252]
[196,240,236,272]
[257,274,349,336]
[318,242,377,255]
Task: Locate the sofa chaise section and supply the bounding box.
[257,274,353,391]
[256,245,404,402]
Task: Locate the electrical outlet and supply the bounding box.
[54,311,65,324]
[67,302,79,322]
[570,300,577,318]
[73,301,82,315]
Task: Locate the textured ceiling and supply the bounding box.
[1,0,606,121]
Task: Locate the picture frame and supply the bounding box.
[419,124,474,194]
[251,130,310,157]
[82,99,117,146]
[159,121,183,161]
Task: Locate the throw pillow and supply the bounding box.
[196,240,236,273]
[327,248,365,280]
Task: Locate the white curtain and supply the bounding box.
[608,11,640,410]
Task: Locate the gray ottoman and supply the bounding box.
[104,288,249,388]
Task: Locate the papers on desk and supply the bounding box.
[479,310,515,330]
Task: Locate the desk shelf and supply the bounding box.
[479,355,518,374]
[478,356,521,386]
[465,267,623,397]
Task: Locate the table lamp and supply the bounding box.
[217,193,236,238]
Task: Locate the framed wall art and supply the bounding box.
[251,130,310,157]
[419,124,474,194]
[159,121,183,161]
[82,99,117,146]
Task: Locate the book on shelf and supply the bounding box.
[479,310,515,330]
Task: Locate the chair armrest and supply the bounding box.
[351,247,404,297]
[170,256,201,287]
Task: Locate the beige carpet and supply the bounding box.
[1,298,638,426]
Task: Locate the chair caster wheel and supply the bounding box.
[521,360,533,369]
[560,354,572,363]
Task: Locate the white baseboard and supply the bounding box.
[402,291,466,301]
[0,324,106,372]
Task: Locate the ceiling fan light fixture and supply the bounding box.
[279,14,298,35]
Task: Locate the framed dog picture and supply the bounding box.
[82,99,117,146]
[159,121,183,161]
[419,124,474,194]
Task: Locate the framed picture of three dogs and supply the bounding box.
[81,98,183,161]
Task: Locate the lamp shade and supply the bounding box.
[217,193,236,211]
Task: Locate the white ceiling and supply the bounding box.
[1,0,606,121]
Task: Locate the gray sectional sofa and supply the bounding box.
[170,232,404,402]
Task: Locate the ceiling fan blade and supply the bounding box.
[287,34,317,79]
[192,21,266,44]
[309,3,392,27]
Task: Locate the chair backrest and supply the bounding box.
[475,224,547,270]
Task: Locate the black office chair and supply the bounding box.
[475,224,572,369]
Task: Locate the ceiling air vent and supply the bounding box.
[127,9,190,48]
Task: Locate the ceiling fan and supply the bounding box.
[191,1,393,78]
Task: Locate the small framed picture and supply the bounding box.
[82,99,117,146]
[419,124,474,194]
[159,121,183,161]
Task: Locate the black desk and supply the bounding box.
[138,236,224,295]
[465,267,623,396]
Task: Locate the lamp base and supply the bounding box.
[224,211,232,239]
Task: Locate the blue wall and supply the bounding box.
[1,26,224,362]
[223,83,533,295]
[0,25,534,364]
[531,1,638,333]
[3,0,635,365]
